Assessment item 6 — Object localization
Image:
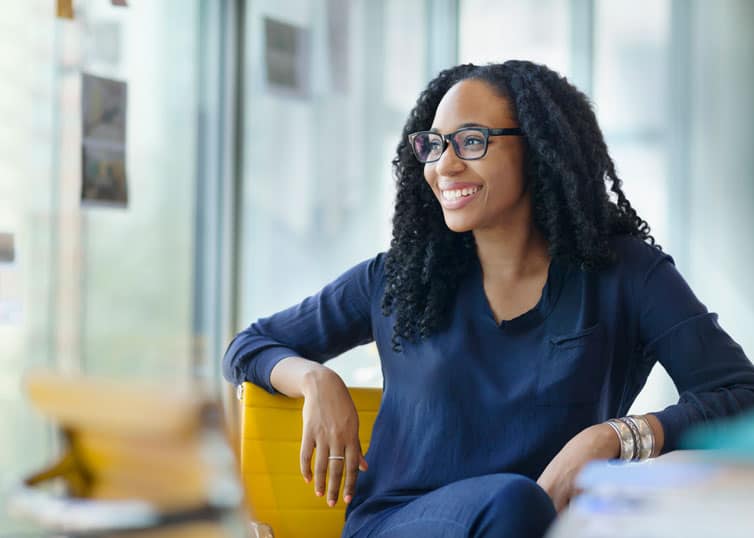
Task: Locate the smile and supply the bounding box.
[439,185,482,209]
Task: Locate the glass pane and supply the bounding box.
[459,0,571,74]
[594,0,670,135]
[0,3,203,530]
[71,1,199,380]
[685,0,754,363]
[239,0,428,387]
[0,2,60,533]
[593,0,675,413]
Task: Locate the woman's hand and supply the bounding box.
[300,368,368,508]
[536,423,619,513]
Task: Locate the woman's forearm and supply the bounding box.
[270,356,336,398]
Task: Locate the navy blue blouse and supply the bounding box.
[223,235,754,536]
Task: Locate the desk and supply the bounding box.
[547,451,754,538]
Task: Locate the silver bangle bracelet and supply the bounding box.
[626,415,655,459]
[606,418,635,461]
[618,417,643,461]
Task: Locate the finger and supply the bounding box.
[359,453,369,472]
[326,444,345,507]
[313,442,329,498]
[300,435,314,483]
[342,444,361,504]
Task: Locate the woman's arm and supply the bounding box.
[637,252,754,453]
[271,356,370,507]
[222,253,384,393]
[223,254,384,508]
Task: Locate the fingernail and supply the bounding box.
[344,495,352,503]
[328,500,335,507]
[316,491,323,497]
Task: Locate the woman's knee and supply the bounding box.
[472,474,556,538]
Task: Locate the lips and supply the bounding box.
[439,184,482,210]
[438,181,482,191]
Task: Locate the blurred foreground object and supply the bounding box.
[7,370,246,537]
[238,381,382,538]
[56,0,73,19]
[547,448,754,538]
[681,408,754,458]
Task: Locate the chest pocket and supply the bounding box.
[536,323,606,406]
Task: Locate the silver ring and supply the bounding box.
[328,456,345,461]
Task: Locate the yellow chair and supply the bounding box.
[238,381,382,538]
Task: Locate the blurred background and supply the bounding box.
[1,0,753,530]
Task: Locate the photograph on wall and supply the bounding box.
[264,17,311,98]
[81,144,128,206]
[0,232,14,264]
[81,73,128,207]
[0,232,21,325]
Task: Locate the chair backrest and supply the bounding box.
[239,381,382,538]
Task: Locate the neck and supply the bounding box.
[472,212,550,281]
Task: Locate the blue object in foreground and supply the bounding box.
[681,408,754,460]
[575,458,719,491]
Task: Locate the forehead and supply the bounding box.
[431,78,517,130]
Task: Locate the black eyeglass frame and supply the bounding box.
[408,127,524,163]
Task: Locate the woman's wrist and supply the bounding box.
[603,414,664,460]
[301,365,341,398]
[593,423,622,459]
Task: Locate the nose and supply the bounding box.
[434,140,465,176]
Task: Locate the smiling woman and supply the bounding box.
[223,60,754,538]
[419,80,529,234]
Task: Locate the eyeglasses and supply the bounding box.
[408,127,523,164]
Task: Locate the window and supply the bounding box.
[237,0,430,387]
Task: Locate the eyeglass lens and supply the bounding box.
[411,129,487,163]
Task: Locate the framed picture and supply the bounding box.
[81,73,128,208]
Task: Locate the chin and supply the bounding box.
[443,215,476,233]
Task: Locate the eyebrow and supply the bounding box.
[429,122,489,133]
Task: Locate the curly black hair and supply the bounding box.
[381,60,657,352]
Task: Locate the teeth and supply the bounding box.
[442,186,480,201]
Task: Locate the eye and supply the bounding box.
[462,136,484,147]
[429,139,443,150]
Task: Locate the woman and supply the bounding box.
[223,60,754,537]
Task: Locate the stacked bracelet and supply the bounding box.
[606,419,635,461]
[625,415,654,459]
[606,415,655,461]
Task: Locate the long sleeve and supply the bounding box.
[222,253,385,393]
[637,251,754,453]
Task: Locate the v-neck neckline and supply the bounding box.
[471,253,565,332]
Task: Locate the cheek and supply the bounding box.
[423,165,436,188]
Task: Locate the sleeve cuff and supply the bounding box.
[650,405,694,454]
[244,345,301,394]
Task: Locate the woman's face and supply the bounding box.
[423,78,528,234]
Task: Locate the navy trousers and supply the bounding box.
[347,473,557,538]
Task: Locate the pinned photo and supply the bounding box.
[264,17,310,98]
[0,232,14,264]
[81,73,128,208]
[82,144,128,207]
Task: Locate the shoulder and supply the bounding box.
[607,234,673,282]
[361,251,387,279]
[339,251,387,295]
